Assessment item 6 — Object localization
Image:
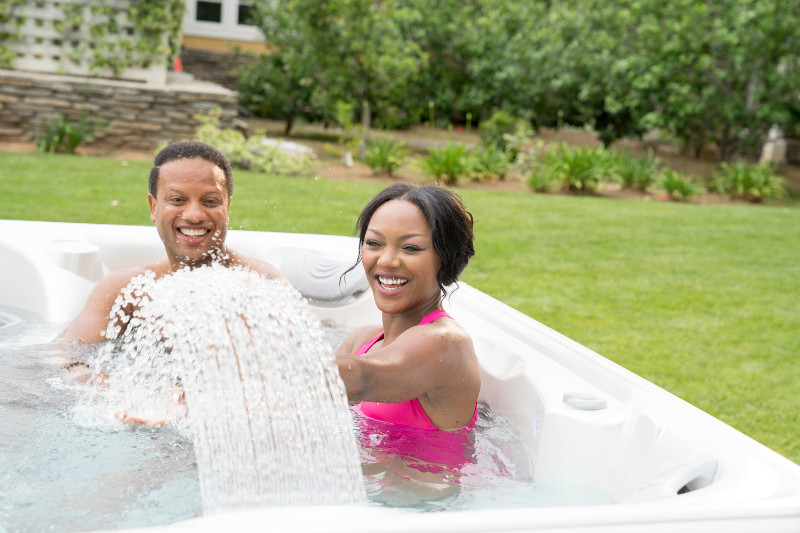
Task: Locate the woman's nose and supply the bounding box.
[377,247,400,267]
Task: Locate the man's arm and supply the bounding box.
[58,269,139,345]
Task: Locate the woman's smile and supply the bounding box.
[377,275,409,292]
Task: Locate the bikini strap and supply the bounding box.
[356,332,384,355]
[418,309,451,325]
[357,310,451,355]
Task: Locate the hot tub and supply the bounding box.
[1,219,799,532]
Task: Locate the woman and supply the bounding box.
[336,183,481,431]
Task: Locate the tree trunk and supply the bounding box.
[360,100,372,131]
[284,112,294,136]
[358,101,371,157]
[717,124,734,162]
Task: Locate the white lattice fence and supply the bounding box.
[2,0,169,84]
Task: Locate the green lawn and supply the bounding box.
[3,151,799,465]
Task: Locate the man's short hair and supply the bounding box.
[149,141,234,199]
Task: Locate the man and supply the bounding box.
[59,141,285,345]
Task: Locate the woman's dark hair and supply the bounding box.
[349,183,475,296]
[149,141,234,199]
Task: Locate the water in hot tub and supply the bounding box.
[0,269,614,532]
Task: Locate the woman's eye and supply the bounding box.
[364,240,380,247]
[404,245,422,252]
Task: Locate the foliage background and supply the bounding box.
[242,0,800,162]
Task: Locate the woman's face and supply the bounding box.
[361,199,442,315]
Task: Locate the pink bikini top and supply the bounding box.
[355,309,478,431]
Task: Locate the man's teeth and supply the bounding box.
[179,228,208,237]
[379,276,407,290]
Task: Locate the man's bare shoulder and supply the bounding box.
[228,250,287,281]
[59,261,166,344]
[97,262,167,292]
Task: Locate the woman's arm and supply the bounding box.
[336,321,476,405]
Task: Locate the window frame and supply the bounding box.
[183,0,263,42]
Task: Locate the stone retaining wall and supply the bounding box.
[0,69,237,152]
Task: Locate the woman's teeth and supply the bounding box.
[379,276,407,290]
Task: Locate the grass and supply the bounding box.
[2,151,799,465]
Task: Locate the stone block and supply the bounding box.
[24,97,72,107]
[122,121,164,132]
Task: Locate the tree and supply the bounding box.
[237,53,318,135]
[249,0,427,131]
[523,1,652,147]
[402,0,552,126]
[619,0,800,160]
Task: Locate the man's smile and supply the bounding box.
[178,228,210,237]
[177,227,212,244]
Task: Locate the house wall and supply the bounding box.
[0,69,237,152]
[178,1,268,90]
[1,0,172,85]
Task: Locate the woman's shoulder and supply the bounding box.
[399,313,474,354]
[426,313,472,341]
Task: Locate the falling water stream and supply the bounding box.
[78,265,366,513]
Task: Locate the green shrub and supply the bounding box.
[419,143,472,186]
[660,170,704,201]
[478,110,533,159]
[614,149,661,191]
[363,138,409,176]
[709,162,785,203]
[535,144,614,194]
[35,113,110,154]
[193,109,313,176]
[470,146,511,182]
[528,171,556,193]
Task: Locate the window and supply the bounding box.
[196,1,222,23]
[237,3,255,26]
[184,0,264,42]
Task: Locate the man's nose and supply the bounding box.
[182,200,205,223]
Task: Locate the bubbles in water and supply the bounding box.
[79,264,366,513]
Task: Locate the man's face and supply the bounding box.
[148,157,230,268]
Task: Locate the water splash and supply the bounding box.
[79,264,365,513]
